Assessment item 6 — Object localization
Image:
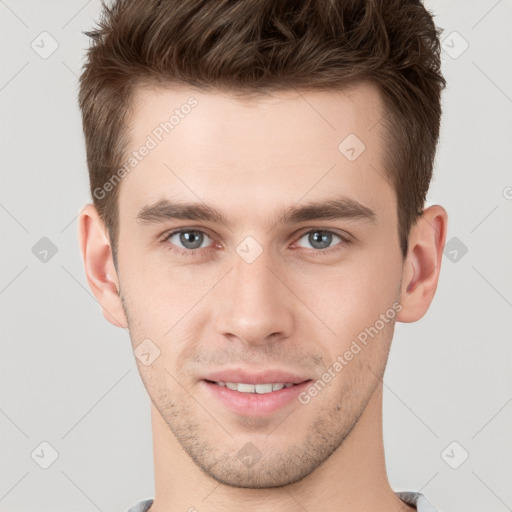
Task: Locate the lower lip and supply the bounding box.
[202,380,312,416]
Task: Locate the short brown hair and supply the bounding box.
[79,0,446,266]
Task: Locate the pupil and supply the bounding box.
[310,231,331,249]
[181,231,203,249]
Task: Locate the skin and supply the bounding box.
[78,81,447,512]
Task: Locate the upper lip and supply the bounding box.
[203,368,311,385]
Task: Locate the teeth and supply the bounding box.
[255,383,273,393]
[214,382,295,394]
[238,383,257,393]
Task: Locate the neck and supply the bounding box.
[148,382,415,512]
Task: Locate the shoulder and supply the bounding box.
[125,498,154,512]
[396,491,441,512]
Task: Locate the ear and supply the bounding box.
[77,203,128,329]
[396,205,448,323]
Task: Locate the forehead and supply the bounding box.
[118,82,394,225]
[127,81,384,152]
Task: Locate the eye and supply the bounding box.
[160,227,350,257]
[294,230,347,251]
[164,229,213,251]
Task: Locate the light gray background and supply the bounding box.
[1,1,511,511]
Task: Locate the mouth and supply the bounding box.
[201,377,313,416]
[204,380,306,394]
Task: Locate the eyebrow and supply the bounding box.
[135,196,376,229]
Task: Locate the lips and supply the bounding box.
[212,382,294,393]
[200,368,312,416]
[202,368,310,386]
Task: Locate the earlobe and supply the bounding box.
[396,205,448,323]
[77,204,128,329]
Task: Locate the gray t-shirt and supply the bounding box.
[126,491,440,511]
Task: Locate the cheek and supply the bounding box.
[119,256,218,355]
[119,245,196,310]
[120,232,402,336]
[291,251,401,344]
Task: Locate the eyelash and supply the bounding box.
[159,228,352,258]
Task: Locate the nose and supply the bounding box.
[213,245,295,347]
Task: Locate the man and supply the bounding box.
[77,1,448,511]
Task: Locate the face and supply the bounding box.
[114,82,404,487]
